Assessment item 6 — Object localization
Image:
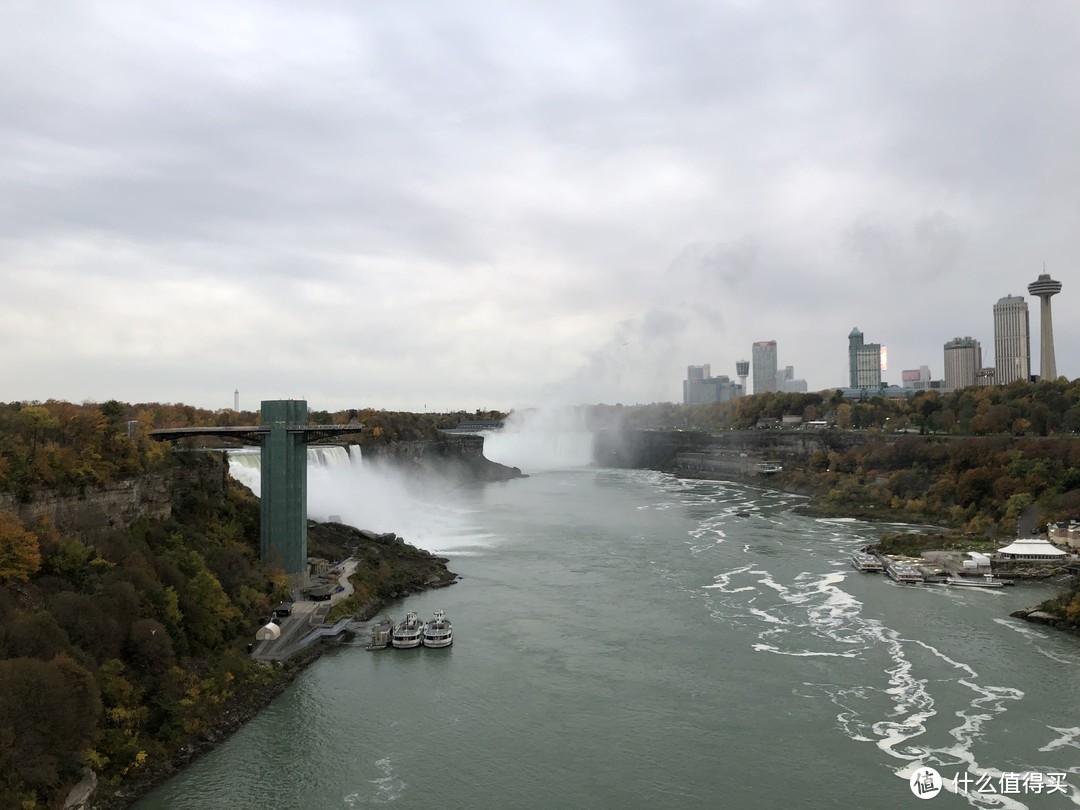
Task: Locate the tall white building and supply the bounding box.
[752,341,778,394]
[993,295,1030,385]
[943,337,981,390]
[848,328,882,390]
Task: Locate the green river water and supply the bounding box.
[138,451,1080,809]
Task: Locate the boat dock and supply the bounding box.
[851,547,1023,589]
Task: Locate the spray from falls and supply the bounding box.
[481,407,596,472]
[227,445,488,554]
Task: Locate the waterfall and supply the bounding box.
[481,408,595,471]
[225,443,482,553]
[227,445,361,492]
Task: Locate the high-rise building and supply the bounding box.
[1028,272,1063,380]
[993,295,1030,385]
[684,366,741,404]
[943,337,982,390]
[687,364,710,382]
[752,341,778,394]
[848,328,882,390]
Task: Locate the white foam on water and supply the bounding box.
[751,643,860,658]
[1039,726,1080,753]
[370,756,406,804]
[748,607,788,625]
[704,564,756,593]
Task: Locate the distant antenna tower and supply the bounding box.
[736,360,749,395]
[234,389,239,411]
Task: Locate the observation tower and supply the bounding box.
[736,360,749,396]
[1027,272,1063,380]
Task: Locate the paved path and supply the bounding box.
[250,557,360,661]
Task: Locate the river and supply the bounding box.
[139,442,1080,809]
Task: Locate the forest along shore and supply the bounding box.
[97,519,457,810]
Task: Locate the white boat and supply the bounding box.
[391,611,425,648]
[886,563,924,584]
[851,552,884,572]
[422,609,453,648]
[945,574,1012,589]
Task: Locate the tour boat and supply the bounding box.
[851,552,884,572]
[391,611,425,649]
[422,609,454,648]
[886,563,924,584]
[945,574,1012,589]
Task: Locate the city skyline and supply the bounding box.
[2,3,1079,412]
[686,273,1066,401]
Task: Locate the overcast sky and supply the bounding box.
[2,1,1077,412]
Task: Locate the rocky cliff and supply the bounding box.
[361,433,524,482]
[0,454,221,540]
[594,427,924,480]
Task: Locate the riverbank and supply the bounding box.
[95,645,325,809]
[1009,607,1080,635]
[659,464,1080,640]
[87,520,458,809]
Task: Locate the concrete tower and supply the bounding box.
[1028,272,1063,380]
[260,399,310,583]
[736,360,749,395]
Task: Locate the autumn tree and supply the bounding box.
[0,509,41,581]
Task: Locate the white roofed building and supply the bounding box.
[996,539,1067,561]
[256,622,282,642]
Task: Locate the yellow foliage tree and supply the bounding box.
[0,510,41,581]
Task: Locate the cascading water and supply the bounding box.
[227,445,488,554]
[481,407,595,471]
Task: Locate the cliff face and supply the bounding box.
[594,428,907,476]
[0,475,174,541]
[0,455,225,540]
[362,434,524,482]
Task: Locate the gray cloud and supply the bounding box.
[1,0,1077,410]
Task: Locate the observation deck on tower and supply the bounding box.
[1028,274,1063,298]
